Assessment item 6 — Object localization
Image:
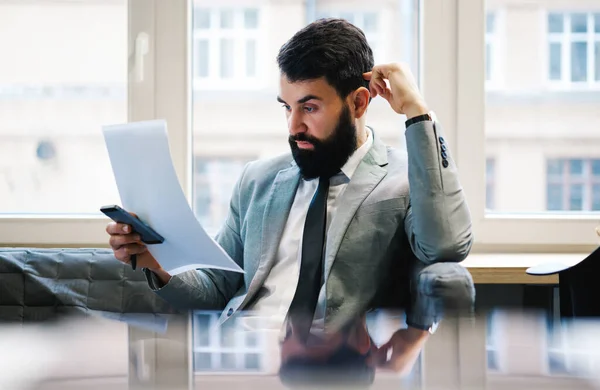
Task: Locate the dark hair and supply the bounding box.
[277,18,374,99]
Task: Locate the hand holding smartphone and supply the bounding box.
[100,204,164,270]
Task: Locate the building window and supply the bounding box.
[193,7,262,89]
[314,10,383,63]
[546,158,600,211]
[547,12,600,86]
[193,157,252,235]
[193,311,265,372]
[486,158,495,210]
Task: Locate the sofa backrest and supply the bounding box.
[0,248,175,322]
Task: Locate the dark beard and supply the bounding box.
[288,104,357,179]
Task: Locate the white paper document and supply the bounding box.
[102,119,243,275]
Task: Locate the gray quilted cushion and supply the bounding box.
[0,248,176,322]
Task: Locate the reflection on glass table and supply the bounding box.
[3,309,600,390]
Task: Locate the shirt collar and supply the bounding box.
[339,127,373,180]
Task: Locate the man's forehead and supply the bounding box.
[278,75,337,101]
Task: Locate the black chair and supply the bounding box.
[527,245,600,318]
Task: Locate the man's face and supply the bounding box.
[278,76,357,179]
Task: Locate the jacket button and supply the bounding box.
[227,308,234,316]
[441,144,447,151]
[441,151,448,159]
[438,136,445,144]
[442,160,449,168]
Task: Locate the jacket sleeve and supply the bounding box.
[403,120,473,264]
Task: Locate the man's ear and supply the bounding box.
[351,87,371,119]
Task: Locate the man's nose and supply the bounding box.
[288,110,306,136]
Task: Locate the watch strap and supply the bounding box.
[405,112,433,128]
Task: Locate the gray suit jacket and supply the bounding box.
[146,120,473,332]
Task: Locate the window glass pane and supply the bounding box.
[592,160,600,176]
[0,0,125,214]
[486,183,494,209]
[549,353,568,374]
[244,8,258,29]
[486,159,495,209]
[221,353,238,370]
[194,8,211,29]
[339,12,354,24]
[592,184,600,210]
[549,43,562,80]
[571,42,588,82]
[595,13,600,33]
[316,11,329,20]
[219,39,234,78]
[486,4,600,214]
[486,13,496,34]
[196,40,209,77]
[246,331,258,347]
[547,184,564,210]
[220,9,234,28]
[193,8,261,86]
[548,13,563,33]
[569,184,583,210]
[569,159,584,176]
[595,42,600,81]
[191,0,419,234]
[194,353,212,371]
[547,160,564,176]
[363,13,378,33]
[244,353,261,369]
[220,321,236,347]
[570,13,588,33]
[194,314,210,346]
[486,158,495,177]
[486,43,492,81]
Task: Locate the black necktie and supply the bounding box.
[288,176,330,342]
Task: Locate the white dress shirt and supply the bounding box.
[247,128,374,333]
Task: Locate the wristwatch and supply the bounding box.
[405,110,437,128]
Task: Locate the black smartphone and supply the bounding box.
[100,204,164,244]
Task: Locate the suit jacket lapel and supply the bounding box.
[324,132,388,281]
[242,164,300,305]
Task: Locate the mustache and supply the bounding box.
[289,133,321,145]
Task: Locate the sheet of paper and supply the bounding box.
[102,119,243,275]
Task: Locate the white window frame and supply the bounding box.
[485,9,506,90]
[0,0,192,246]
[192,6,265,91]
[546,11,600,90]
[3,0,598,251]
[457,0,600,249]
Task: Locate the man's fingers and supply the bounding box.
[106,222,133,235]
[114,243,147,262]
[109,233,141,249]
[366,70,390,99]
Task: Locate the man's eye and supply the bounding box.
[304,106,315,113]
[282,104,291,111]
